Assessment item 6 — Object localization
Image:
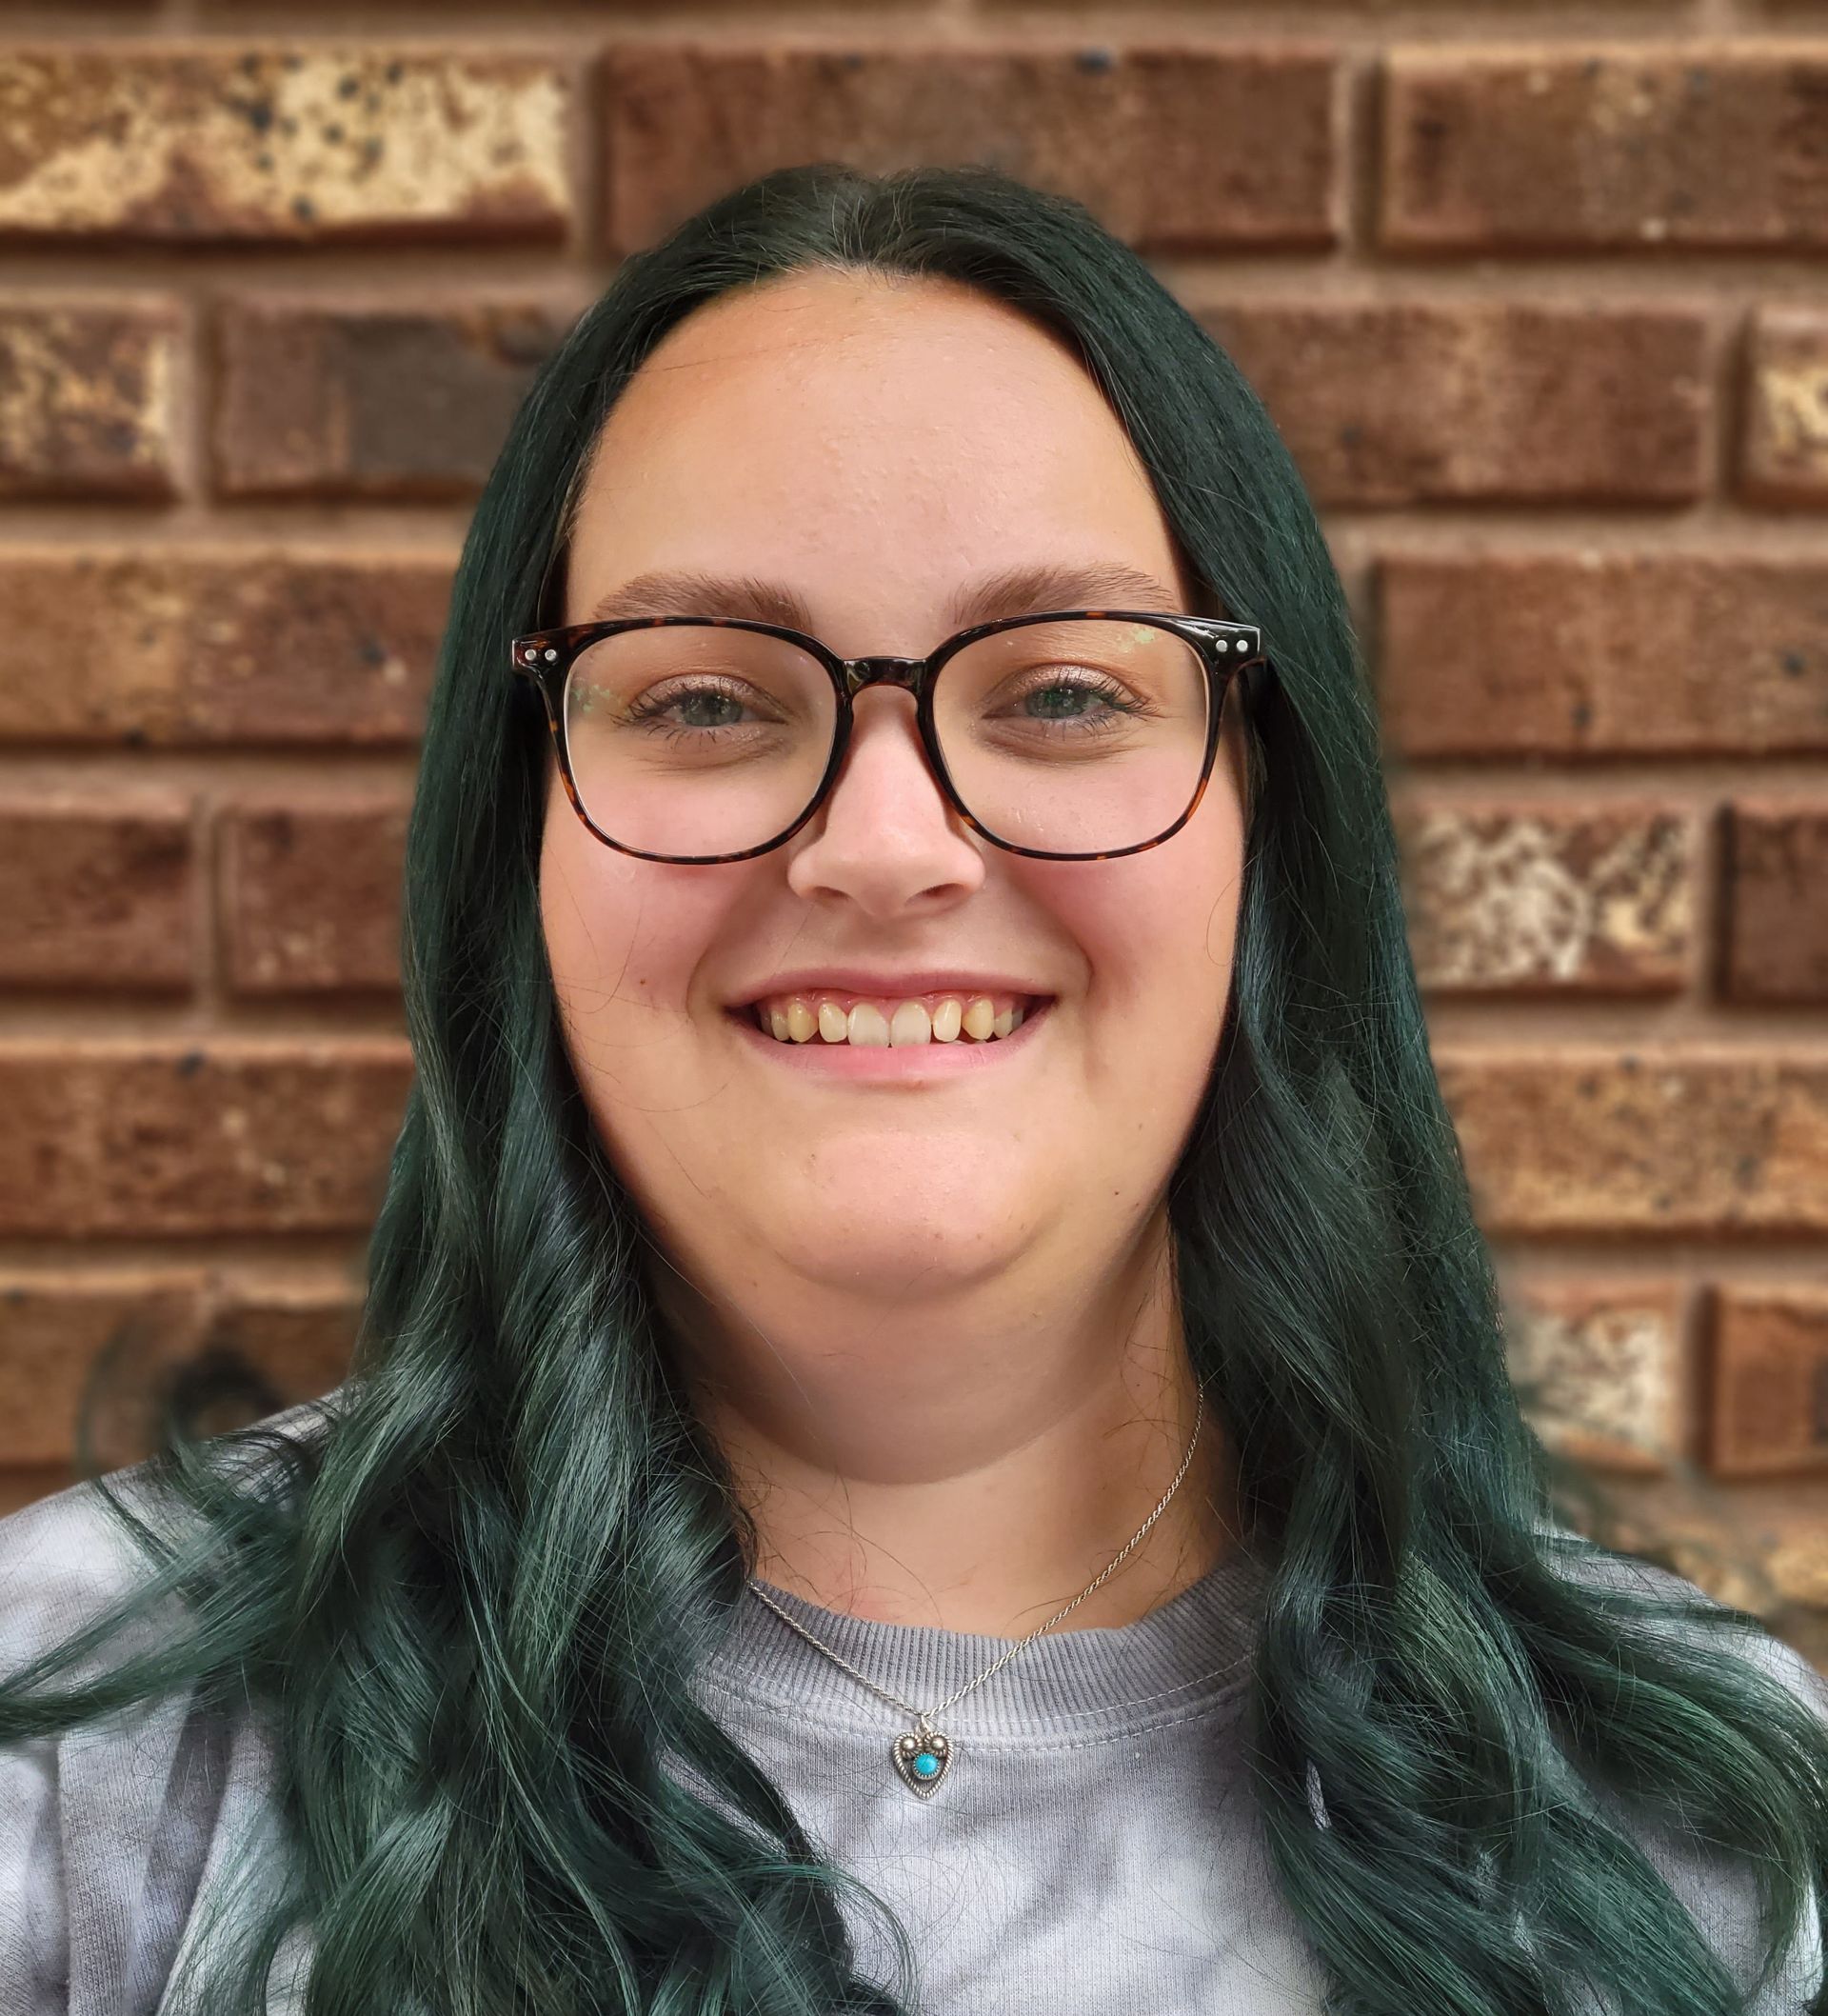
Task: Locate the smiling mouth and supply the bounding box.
[734,989,1052,1048]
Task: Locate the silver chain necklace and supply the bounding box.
[744,1386,1205,1799]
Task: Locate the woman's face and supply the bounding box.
[540,268,1250,1332]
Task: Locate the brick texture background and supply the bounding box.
[2,3,1825,1666]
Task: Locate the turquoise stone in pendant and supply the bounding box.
[892,1724,951,1797]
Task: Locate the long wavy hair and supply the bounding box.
[4,162,1824,2016]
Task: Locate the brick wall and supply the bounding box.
[2,5,1824,1658]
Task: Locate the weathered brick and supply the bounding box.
[0,1468,73,1520]
[1202,301,1707,506]
[1763,1504,1828,1617]
[1721,803,1828,1005]
[1581,1474,1828,1624]
[203,1282,360,1409]
[1503,1279,1686,1473]
[1740,307,1828,507]
[0,549,449,745]
[213,297,572,499]
[1394,798,1695,994]
[1381,48,1828,254]
[0,1272,356,1476]
[603,44,1339,254]
[0,1271,209,1467]
[0,794,195,989]
[0,48,571,243]
[121,1282,359,1453]
[0,300,180,497]
[1708,1286,1828,1479]
[1434,1049,1828,1234]
[221,796,407,993]
[1378,552,1828,758]
[0,1042,412,1236]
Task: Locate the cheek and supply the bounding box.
[538,808,686,1037]
[537,800,755,1049]
[1041,842,1242,1035]
[539,808,642,1013]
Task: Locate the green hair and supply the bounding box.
[3,162,1823,2016]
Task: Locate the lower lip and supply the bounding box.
[726,999,1054,1079]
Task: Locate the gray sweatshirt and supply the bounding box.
[0,1393,1822,2014]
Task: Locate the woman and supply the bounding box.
[1,162,1824,2016]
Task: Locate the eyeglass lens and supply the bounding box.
[558,617,1212,858]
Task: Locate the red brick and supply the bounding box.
[1503,1279,1686,1473]
[0,1042,412,1236]
[0,1468,75,1520]
[604,43,1339,254]
[1739,307,1828,507]
[0,1271,208,1467]
[0,300,180,498]
[1720,803,1828,1005]
[1381,47,1828,254]
[0,549,450,745]
[0,794,195,989]
[1394,797,1695,994]
[0,47,571,244]
[0,1271,357,1474]
[212,296,572,500]
[1378,552,1828,758]
[204,1283,359,1407]
[1708,1287,1828,1480]
[1202,300,1707,506]
[1578,1471,1828,1625]
[220,796,407,994]
[1434,1049,1828,1235]
[127,1282,359,1452]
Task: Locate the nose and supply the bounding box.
[838,655,924,699]
[783,683,985,914]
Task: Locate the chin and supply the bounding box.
[765,1199,1041,1290]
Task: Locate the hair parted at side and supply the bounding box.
[3,160,1824,2016]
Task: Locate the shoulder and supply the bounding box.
[0,1391,347,2015]
[1537,1528,1827,2012]
[0,1387,347,1677]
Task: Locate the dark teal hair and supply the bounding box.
[3,162,1824,2016]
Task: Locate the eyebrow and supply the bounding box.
[581,560,1186,637]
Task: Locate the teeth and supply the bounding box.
[749,990,1040,1047]
[848,1003,890,1048]
[888,1001,931,1047]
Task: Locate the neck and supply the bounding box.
[652,1211,1243,1637]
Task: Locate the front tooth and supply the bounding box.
[889,1001,932,1047]
[786,999,817,1043]
[818,1001,848,1043]
[930,998,963,1043]
[963,997,996,1042]
[992,1008,1014,1040]
[847,1002,890,1047]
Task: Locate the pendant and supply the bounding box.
[891,1712,951,1798]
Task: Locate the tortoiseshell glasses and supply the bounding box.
[510,609,1270,866]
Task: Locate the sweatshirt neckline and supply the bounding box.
[697,1535,1272,1743]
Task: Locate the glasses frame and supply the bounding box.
[509,608,1271,866]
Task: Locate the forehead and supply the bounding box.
[563,269,1192,629]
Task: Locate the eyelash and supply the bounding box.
[616,669,1154,741]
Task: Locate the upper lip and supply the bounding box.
[730,969,1055,1007]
